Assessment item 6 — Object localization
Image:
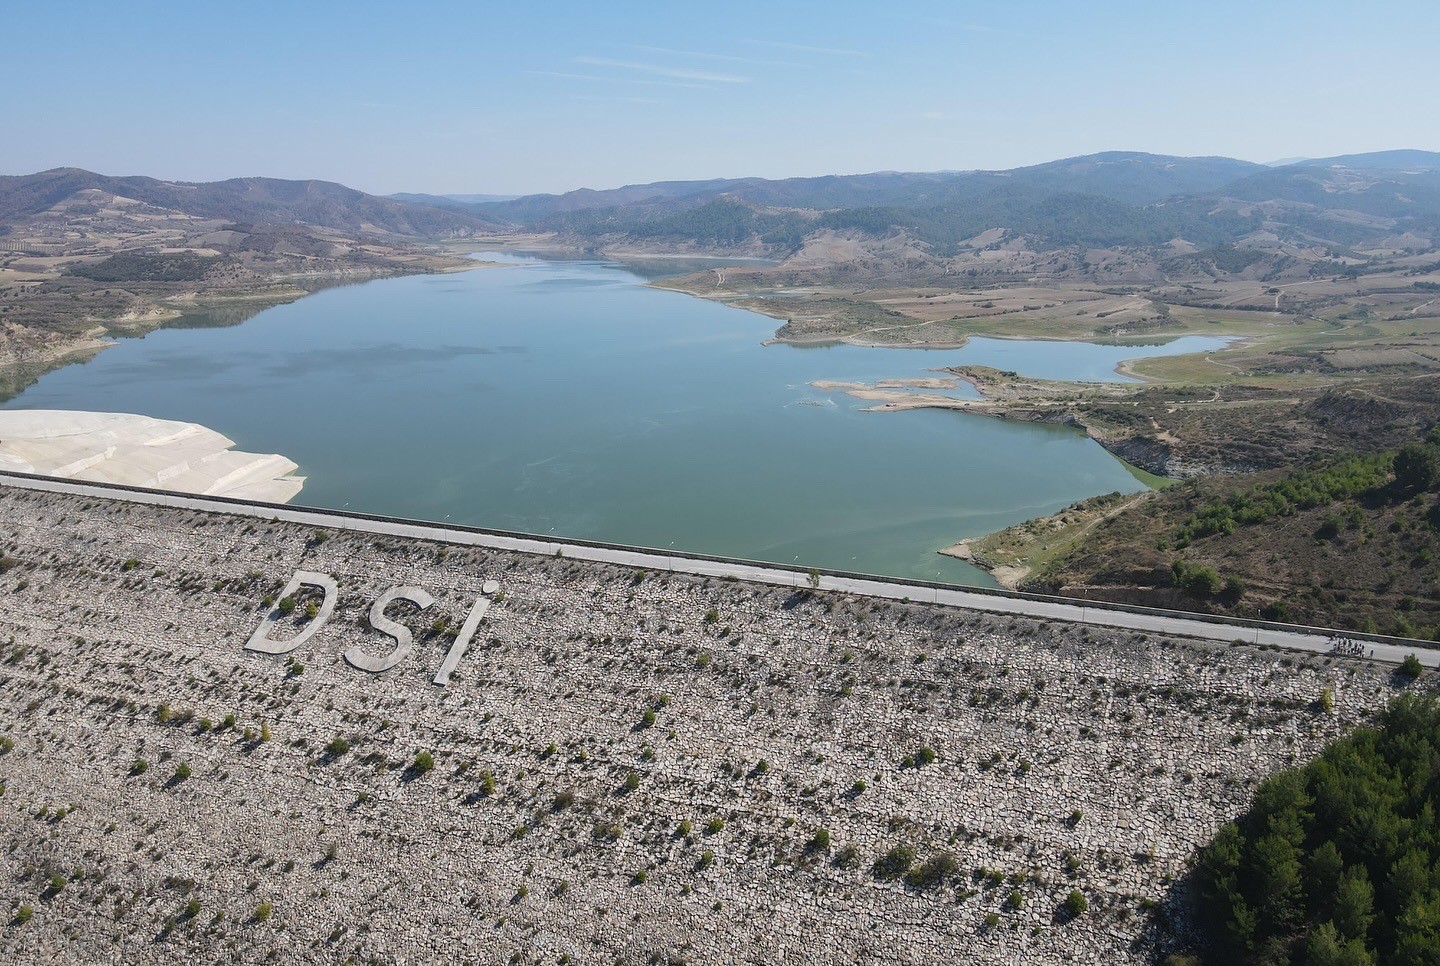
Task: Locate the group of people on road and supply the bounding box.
[1329,636,1369,657]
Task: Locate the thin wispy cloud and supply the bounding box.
[745,39,868,58]
[527,70,710,90]
[575,57,750,84]
[635,45,748,63]
[635,45,799,68]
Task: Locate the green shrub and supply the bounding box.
[130,758,149,776]
[1064,889,1088,917]
[905,851,958,889]
[873,844,916,880]
[622,771,641,793]
[808,828,831,852]
[705,817,724,835]
[173,762,191,781]
[325,737,350,757]
[253,901,272,922]
[15,904,32,924]
[1400,653,1424,679]
[1172,561,1223,599]
[277,596,297,615]
[47,874,65,893]
[411,750,435,774]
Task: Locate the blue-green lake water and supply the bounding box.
[2,253,1228,585]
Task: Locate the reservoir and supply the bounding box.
[2,253,1227,585]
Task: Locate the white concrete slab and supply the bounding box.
[0,410,303,503]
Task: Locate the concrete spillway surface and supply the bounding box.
[0,410,303,503]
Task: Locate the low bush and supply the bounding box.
[905,851,958,889]
[873,844,916,880]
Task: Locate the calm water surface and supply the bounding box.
[3,253,1228,585]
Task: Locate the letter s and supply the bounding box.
[344,585,434,673]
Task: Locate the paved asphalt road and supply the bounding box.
[3,473,1433,668]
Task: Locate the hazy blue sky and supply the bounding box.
[4,0,1437,196]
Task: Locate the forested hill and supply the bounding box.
[0,168,504,237]
[458,150,1440,257]
[472,152,1267,222]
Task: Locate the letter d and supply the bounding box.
[245,571,339,655]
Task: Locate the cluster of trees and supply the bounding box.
[1193,693,1440,965]
[1170,560,1244,603]
[1175,452,1400,547]
[69,251,225,283]
[1178,245,1270,275]
[1394,436,1440,492]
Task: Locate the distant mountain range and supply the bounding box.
[440,149,1440,256]
[469,152,1270,222]
[0,168,504,237]
[4,150,1439,258]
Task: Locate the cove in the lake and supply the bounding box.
[1,253,1229,585]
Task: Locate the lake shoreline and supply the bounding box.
[0,258,488,405]
[2,252,1191,585]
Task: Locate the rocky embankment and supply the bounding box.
[0,485,1413,963]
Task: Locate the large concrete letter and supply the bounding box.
[344,585,434,674]
[432,580,500,687]
[245,571,339,655]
